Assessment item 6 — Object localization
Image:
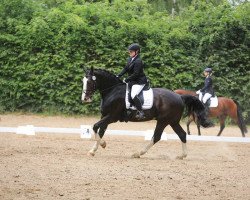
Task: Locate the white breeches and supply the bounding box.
[131,84,145,99]
[199,93,212,104]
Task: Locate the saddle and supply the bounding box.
[125,83,153,110]
[206,96,218,107]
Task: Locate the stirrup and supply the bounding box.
[136,111,145,120]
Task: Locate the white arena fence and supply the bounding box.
[0,125,249,143]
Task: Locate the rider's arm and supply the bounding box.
[125,60,142,82]
[117,67,128,78]
[200,77,212,92]
[117,58,131,77]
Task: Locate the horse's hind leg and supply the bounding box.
[170,123,187,159]
[131,120,168,158]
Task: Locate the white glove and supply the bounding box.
[196,90,200,94]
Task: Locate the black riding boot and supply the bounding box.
[133,95,145,120]
[203,101,210,117]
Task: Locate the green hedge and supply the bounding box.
[0,0,249,122]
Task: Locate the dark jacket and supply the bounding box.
[118,55,147,85]
[200,76,214,96]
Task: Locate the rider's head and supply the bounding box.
[128,43,140,58]
[204,67,212,77]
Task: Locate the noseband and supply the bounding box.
[83,76,96,97]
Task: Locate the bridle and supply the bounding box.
[82,76,96,98]
[83,75,124,96]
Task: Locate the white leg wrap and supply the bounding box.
[89,134,101,154]
[140,140,154,155]
[182,142,187,157]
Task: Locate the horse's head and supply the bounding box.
[82,67,96,103]
[82,67,123,103]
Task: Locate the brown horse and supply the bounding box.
[174,89,248,137]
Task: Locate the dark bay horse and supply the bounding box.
[82,68,213,159]
[174,89,248,137]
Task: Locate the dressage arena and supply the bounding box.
[0,114,249,200]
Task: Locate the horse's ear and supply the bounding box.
[90,66,94,75]
[80,64,87,73]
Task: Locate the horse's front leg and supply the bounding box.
[98,124,108,149]
[88,131,101,156]
[197,123,201,136]
[217,115,226,136]
[193,115,201,136]
[187,116,193,135]
[88,116,110,156]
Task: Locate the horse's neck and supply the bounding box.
[96,73,121,93]
[101,84,125,101]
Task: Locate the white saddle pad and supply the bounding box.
[209,96,218,107]
[125,88,154,110]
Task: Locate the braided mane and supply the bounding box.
[94,68,122,84]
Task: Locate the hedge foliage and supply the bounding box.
[0,0,249,122]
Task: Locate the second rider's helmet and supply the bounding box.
[204,67,212,73]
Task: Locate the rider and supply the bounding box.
[196,67,215,112]
[116,43,148,120]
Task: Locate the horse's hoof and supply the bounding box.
[100,141,106,149]
[176,156,184,160]
[176,154,187,160]
[131,152,140,158]
[87,151,95,157]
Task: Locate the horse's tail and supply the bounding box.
[234,100,248,134]
[181,95,214,128]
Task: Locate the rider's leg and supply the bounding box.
[131,84,145,119]
[127,82,133,106]
[133,95,145,119]
[202,93,212,116]
[202,93,212,104]
[199,93,203,101]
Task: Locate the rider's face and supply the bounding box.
[204,71,209,77]
[128,50,136,58]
